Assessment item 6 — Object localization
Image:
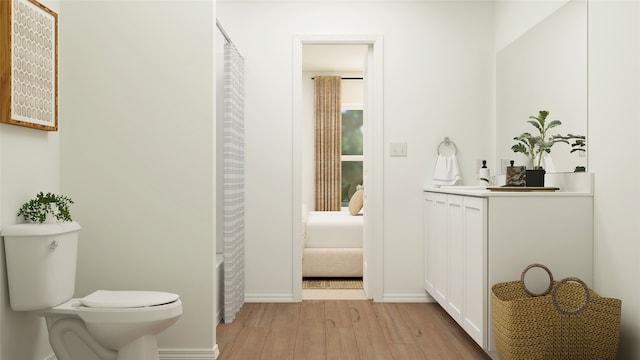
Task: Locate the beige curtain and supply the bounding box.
[314,76,342,211]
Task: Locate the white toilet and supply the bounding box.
[2,222,183,360]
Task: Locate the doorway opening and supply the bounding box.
[292,34,384,302]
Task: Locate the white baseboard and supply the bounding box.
[47,348,218,360]
[245,292,434,303]
[158,348,218,360]
[381,293,434,303]
[245,293,295,302]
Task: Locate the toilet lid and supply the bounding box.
[80,290,179,308]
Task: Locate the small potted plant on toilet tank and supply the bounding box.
[17,192,74,223]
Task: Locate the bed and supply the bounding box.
[302,208,363,277]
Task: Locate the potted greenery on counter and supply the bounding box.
[17,192,74,223]
[511,110,585,186]
[552,133,587,172]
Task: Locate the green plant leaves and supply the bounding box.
[513,110,585,170]
[17,192,74,223]
[546,120,562,130]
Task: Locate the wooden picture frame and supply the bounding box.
[1,0,58,131]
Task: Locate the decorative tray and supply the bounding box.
[487,186,559,192]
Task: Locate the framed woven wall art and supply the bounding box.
[1,0,58,131]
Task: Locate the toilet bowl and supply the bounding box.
[41,290,182,360]
[2,222,183,360]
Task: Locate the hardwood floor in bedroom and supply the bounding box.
[216,301,491,360]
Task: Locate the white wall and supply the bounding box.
[0,0,62,357]
[589,1,640,358]
[218,1,494,301]
[0,127,59,360]
[216,28,225,255]
[59,0,217,356]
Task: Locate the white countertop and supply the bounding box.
[423,186,592,197]
[424,172,594,197]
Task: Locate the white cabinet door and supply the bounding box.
[423,192,447,305]
[462,196,487,347]
[424,192,487,347]
[423,192,434,294]
[446,195,464,325]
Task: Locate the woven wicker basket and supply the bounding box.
[491,264,622,360]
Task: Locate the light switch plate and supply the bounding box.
[501,159,511,174]
[390,142,407,157]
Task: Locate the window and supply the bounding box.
[341,106,363,206]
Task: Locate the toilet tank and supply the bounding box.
[2,222,81,311]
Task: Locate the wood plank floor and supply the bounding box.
[216,301,491,360]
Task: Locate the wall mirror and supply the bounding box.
[495,0,587,174]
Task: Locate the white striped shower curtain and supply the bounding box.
[223,42,245,323]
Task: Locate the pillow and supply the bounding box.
[348,189,364,215]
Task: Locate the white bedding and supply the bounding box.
[305,209,363,248]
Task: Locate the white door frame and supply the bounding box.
[292,34,384,301]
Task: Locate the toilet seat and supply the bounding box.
[80,290,179,308]
[40,290,180,317]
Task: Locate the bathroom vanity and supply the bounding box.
[422,175,593,357]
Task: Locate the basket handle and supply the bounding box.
[520,263,554,297]
[552,277,590,315]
